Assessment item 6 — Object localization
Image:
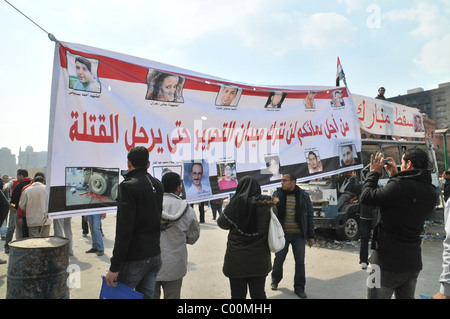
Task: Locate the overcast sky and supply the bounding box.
[1,0,450,153]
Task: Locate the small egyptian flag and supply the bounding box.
[336,57,347,87]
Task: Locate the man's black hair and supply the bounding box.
[403,148,429,170]
[17,169,28,178]
[127,146,149,169]
[161,172,181,194]
[75,56,92,72]
[284,172,297,182]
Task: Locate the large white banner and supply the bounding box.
[47,41,362,217]
[353,94,425,138]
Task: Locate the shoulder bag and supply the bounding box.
[268,207,285,253]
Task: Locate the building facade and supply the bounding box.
[0,148,17,177]
[388,82,450,132]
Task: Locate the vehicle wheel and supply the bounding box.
[89,173,109,195]
[336,213,360,241]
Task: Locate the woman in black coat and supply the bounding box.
[217,176,275,299]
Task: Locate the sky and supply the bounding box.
[1,0,450,154]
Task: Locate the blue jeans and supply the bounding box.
[118,254,162,299]
[271,233,306,293]
[87,214,104,251]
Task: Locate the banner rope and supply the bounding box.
[4,0,57,42]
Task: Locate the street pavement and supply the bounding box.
[0,205,446,300]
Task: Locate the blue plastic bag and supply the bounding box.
[99,276,144,299]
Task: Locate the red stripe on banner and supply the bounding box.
[60,43,147,83]
[59,43,348,99]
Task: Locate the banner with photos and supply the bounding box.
[47,41,362,217]
[353,94,425,138]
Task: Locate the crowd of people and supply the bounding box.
[1,145,449,299]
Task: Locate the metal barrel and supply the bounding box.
[6,236,70,299]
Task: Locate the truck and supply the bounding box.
[300,137,441,241]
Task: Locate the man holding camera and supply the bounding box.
[360,149,437,299]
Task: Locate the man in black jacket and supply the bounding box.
[105,147,164,298]
[360,148,437,299]
[271,173,315,299]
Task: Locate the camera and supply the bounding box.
[383,159,389,165]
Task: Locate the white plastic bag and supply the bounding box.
[268,208,285,253]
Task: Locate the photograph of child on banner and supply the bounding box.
[145,69,185,103]
[217,162,238,190]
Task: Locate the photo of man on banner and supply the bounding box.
[67,53,101,93]
[183,160,212,201]
[215,84,241,107]
[340,144,359,167]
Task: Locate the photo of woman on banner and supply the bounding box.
[183,160,212,200]
[217,162,238,190]
[339,144,359,167]
[306,150,323,174]
[145,69,185,102]
[68,54,101,93]
[215,84,241,106]
[264,91,286,109]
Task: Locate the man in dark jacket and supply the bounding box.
[105,147,164,299]
[271,173,315,299]
[10,169,32,239]
[360,148,437,299]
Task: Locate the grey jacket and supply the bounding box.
[157,193,200,281]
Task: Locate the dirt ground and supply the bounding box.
[0,205,446,300]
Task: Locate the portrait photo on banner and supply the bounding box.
[264,91,286,109]
[305,150,323,174]
[262,155,282,182]
[216,161,238,190]
[339,143,359,167]
[330,89,345,108]
[183,160,212,201]
[152,163,186,199]
[215,84,242,107]
[66,52,101,93]
[304,91,317,110]
[145,69,185,103]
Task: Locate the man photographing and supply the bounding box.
[360,148,437,299]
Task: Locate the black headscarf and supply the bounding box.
[222,176,263,236]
